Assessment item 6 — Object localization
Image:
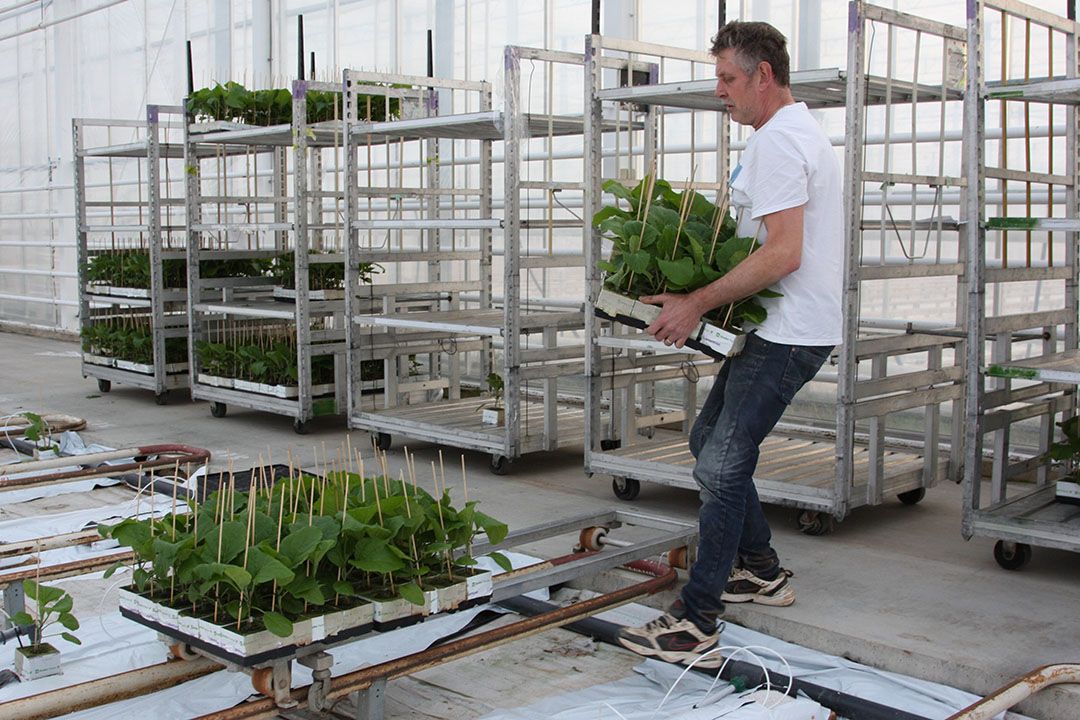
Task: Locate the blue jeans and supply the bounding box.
[680,333,833,633]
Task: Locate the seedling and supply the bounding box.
[12,580,82,650]
[21,412,58,454]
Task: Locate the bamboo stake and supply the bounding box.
[169,460,180,605]
[431,461,453,578]
[461,455,472,560]
[399,469,423,587]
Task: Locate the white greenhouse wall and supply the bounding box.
[0,0,1069,334]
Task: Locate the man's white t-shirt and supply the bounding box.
[729,101,843,346]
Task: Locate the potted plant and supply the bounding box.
[477,372,505,426]
[21,412,59,460]
[11,580,81,681]
[592,175,781,358]
[100,465,510,665]
[1051,416,1080,504]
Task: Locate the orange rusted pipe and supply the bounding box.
[946,664,1080,720]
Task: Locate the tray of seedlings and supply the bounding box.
[101,454,509,667]
[592,175,783,359]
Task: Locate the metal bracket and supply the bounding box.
[348,677,386,720]
[2,581,24,629]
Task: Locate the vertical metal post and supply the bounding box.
[583,35,604,468]
[294,79,313,427]
[343,71,360,429]
[73,119,89,384]
[503,46,522,460]
[962,0,987,540]
[837,0,867,521]
[146,105,167,399]
[183,101,204,393]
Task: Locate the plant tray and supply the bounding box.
[272,287,345,302]
[197,374,335,399]
[85,284,151,298]
[594,288,744,359]
[1055,480,1080,505]
[118,588,374,667]
[85,354,188,375]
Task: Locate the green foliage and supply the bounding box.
[477,372,505,412]
[82,321,187,365]
[270,252,382,291]
[186,82,401,126]
[20,412,57,452]
[1051,416,1080,483]
[593,176,780,331]
[100,470,508,638]
[85,251,185,290]
[201,257,274,279]
[12,581,81,648]
[195,338,382,386]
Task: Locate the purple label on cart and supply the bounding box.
[848,2,858,33]
[294,80,307,99]
[147,106,159,123]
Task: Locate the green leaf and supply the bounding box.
[263,611,294,638]
[223,565,253,589]
[625,250,652,274]
[602,179,634,203]
[398,582,425,606]
[247,547,295,586]
[11,612,33,626]
[58,612,80,631]
[592,205,631,226]
[475,512,508,546]
[278,526,324,567]
[60,632,82,646]
[487,551,514,572]
[350,537,406,573]
[657,257,697,287]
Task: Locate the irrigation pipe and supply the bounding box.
[195,558,677,719]
[0,444,210,490]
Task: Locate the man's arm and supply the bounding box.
[641,204,805,347]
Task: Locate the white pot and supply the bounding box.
[14,644,61,681]
[481,408,504,426]
[1056,480,1080,504]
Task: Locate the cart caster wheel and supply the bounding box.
[293,418,309,435]
[612,476,640,501]
[251,667,274,697]
[797,511,836,536]
[489,455,509,475]
[97,379,111,393]
[898,488,925,505]
[667,546,690,570]
[578,526,608,551]
[993,540,1032,570]
[210,402,227,419]
[154,391,168,406]
[373,432,391,451]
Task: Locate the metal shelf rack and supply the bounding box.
[962,0,1080,569]
[184,80,362,433]
[584,4,968,531]
[74,105,191,404]
[344,47,598,473]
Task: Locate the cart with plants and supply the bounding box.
[345,47,627,474]
[185,77,394,433]
[103,457,506,706]
[585,15,965,529]
[74,105,192,404]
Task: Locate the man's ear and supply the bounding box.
[758,60,775,87]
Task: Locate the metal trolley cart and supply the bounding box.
[344,47,611,473]
[961,0,1080,569]
[585,3,968,532]
[74,105,190,404]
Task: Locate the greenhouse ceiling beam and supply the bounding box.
[0,0,127,44]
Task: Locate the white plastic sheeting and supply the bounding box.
[0,552,546,719]
[477,603,1005,720]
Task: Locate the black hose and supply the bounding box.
[498,595,932,720]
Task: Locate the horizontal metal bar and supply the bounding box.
[861,3,967,41]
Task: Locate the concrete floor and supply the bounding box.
[2,331,1078,719]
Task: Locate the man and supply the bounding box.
[616,20,843,666]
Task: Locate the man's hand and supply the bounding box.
[640,292,705,348]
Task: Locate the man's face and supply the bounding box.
[714,49,760,126]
